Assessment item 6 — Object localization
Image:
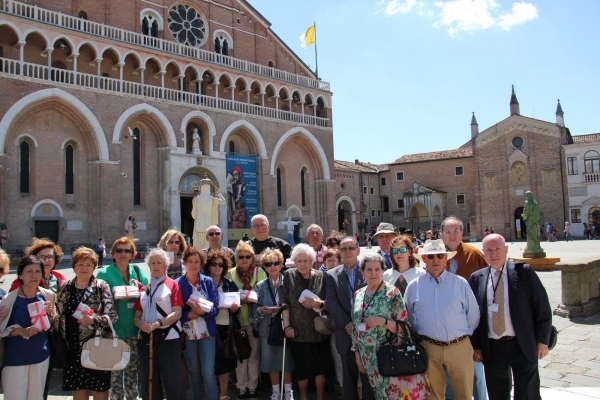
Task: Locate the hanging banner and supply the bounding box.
[226,155,258,241]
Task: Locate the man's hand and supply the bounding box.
[345,322,353,336]
[538,343,549,359]
[355,351,366,374]
[473,349,483,362]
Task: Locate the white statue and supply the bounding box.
[192,128,202,154]
[191,179,225,249]
[124,215,136,239]
[281,217,300,245]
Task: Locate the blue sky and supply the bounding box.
[249,0,600,164]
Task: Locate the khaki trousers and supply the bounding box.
[2,356,49,400]
[235,325,260,390]
[424,338,474,400]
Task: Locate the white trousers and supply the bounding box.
[2,356,50,400]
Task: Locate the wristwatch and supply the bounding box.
[158,319,163,327]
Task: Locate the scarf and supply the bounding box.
[236,266,255,290]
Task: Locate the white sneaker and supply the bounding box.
[270,391,280,400]
[284,390,294,400]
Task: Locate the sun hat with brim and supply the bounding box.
[373,222,396,237]
[414,239,456,261]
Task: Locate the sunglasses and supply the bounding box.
[210,262,225,268]
[425,254,446,260]
[237,255,253,260]
[340,247,357,252]
[264,261,280,267]
[168,240,181,245]
[391,247,408,255]
[207,232,222,236]
[115,249,133,254]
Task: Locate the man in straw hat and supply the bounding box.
[405,239,480,400]
[372,222,396,270]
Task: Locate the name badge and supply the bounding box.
[127,302,135,309]
[488,303,499,312]
[357,323,367,332]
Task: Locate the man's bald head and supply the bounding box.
[482,234,508,269]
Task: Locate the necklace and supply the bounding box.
[19,287,38,301]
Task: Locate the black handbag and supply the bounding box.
[377,320,428,377]
[48,325,68,369]
[266,280,284,346]
[549,325,558,350]
[219,314,251,361]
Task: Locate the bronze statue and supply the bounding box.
[522,191,545,257]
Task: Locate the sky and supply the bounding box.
[248,0,600,164]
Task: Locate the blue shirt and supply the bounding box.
[3,294,49,366]
[176,274,219,338]
[404,270,479,342]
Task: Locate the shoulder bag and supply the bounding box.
[266,280,285,346]
[377,319,428,377]
[219,312,251,361]
[81,317,130,371]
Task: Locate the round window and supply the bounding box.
[512,137,524,148]
[168,3,207,48]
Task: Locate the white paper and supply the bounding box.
[166,251,175,265]
[219,292,241,308]
[239,289,258,303]
[298,289,322,312]
[188,293,214,312]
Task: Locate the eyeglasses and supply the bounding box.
[39,255,55,262]
[425,254,446,260]
[207,232,222,236]
[391,247,408,255]
[115,249,133,254]
[340,247,357,252]
[75,263,95,269]
[442,229,462,236]
[210,262,225,268]
[168,240,181,245]
[264,261,281,267]
[252,223,268,228]
[237,255,253,260]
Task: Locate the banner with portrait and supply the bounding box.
[226,155,258,240]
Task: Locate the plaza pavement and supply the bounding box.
[1,238,599,399]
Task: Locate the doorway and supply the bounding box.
[180,196,194,239]
[35,221,59,243]
[514,207,525,239]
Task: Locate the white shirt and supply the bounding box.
[487,261,516,339]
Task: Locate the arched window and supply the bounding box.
[229,140,235,154]
[214,38,221,54]
[20,141,30,193]
[584,151,600,174]
[277,168,283,207]
[78,11,88,19]
[142,16,159,38]
[213,31,233,58]
[133,128,141,205]
[65,144,74,194]
[222,40,228,56]
[301,168,307,207]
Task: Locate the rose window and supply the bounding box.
[168,3,207,48]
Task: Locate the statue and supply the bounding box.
[521,191,545,258]
[124,215,136,239]
[192,128,202,154]
[191,178,225,249]
[281,217,300,245]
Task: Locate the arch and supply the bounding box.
[249,80,263,94]
[264,84,276,97]
[286,205,302,219]
[143,55,163,71]
[316,95,329,108]
[180,111,217,156]
[22,28,50,47]
[335,195,356,211]
[269,127,330,179]
[121,50,142,66]
[60,138,77,149]
[77,40,99,57]
[0,20,23,40]
[278,85,291,100]
[213,29,233,49]
[0,88,109,160]
[234,76,249,89]
[304,92,315,105]
[99,45,121,60]
[50,35,75,52]
[164,59,182,76]
[219,120,267,158]
[112,103,177,147]
[217,71,233,84]
[14,133,38,148]
[30,199,64,218]
[199,68,215,83]
[140,7,164,30]
[181,63,201,78]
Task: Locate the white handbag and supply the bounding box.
[80,317,130,371]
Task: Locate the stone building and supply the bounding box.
[0,0,335,251]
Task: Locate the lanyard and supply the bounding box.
[489,266,504,303]
[147,280,166,304]
[361,281,383,322]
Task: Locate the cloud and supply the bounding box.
[497,1,538,30]
[379,0,423,15]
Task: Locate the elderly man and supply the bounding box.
[306,224,328,269]
[201,225,234,262]
[373,223,396,270]
[469,234,552,400]
[325,237,374,400]
[405,239,480,400]
[441,216,488,400]
[249,214,292,262]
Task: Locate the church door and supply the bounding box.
[35,221,59,244]
[514,207,525,240]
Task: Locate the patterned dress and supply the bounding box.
[352,282,430,400]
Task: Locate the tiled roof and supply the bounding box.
[334,160,379,173]
[572,133,600,144]
[392,148,473,164]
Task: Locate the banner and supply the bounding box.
[226,155,258,241]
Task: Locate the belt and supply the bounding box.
[491,336,516,342]
[421,335,468,347]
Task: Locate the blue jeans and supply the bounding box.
[184,337,218,400]
[445,361,487,400]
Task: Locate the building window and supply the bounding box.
[377,209,381,217]
[383,197,389,212]
[133,128,141,205]
[168,3,207,47]
[65,144,74,194]
[381,177,386,186]
[397,199,404,209]
[277,168,283,207]
[142,16,159,38]
[571,209,581,223]
[371,210,375,217]
[362,186,367,195]
[19,141,30,193]
[567,157,578,175]
[78,11,88,19]
[512,137,524,148]
[584,151,600,174]
[228,140,235,153]
[455,166,464,176]
[370,187,374,195]
[364,218,369,228]
[396,172,404,181]
[456,194,465,205]
[301,168,307,207]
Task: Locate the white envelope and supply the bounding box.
[298,289,322,312]
[187,293,214,313]
[219,292,241,308]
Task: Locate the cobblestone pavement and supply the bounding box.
[1,238,599,399]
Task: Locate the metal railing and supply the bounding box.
[0,0,331,91]
[0,57,330,128]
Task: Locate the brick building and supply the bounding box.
[0,0,336,251]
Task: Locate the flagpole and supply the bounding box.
[313,22,319,79]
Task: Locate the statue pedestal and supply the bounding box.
[510,256,560,271]
[193,149,203,155]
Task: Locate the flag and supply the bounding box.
[299,25,315,49]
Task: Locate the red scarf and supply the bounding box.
[236,266,255,290]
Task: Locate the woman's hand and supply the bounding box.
[229,303,240,312]
[355,351,366,374]
[77,314,95,327]
[139,321,159,334]
[190,302,207,316]
[19,326,42,339]
[365,316,386,330]
[260,306,276,315]
[44,301,56,320]
[284,326,295,339]
[301,298,320,310]
[0,305,9,321]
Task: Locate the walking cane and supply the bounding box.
[149,331,154,400]
[279,305,289,400]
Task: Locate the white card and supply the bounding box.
[488,303,499,312]
[357,323,367,332]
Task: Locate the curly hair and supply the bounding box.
[203,250,232,278]
[71,247,99,269]
[158,229,188,255]
[25,237,64,265]
[182,247,206,267]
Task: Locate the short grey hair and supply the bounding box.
[340,236,359,248]
[441,216,464,232]
[144,248,170,267]
[305,224,323,236]
[251,214,269,226]
[361,253,384,271]
[290,243,316,264]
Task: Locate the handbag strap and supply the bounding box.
[156,303,183,336]
[266,279,278,305]
[100,316,118,339]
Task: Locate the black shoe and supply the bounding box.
[325,381,336,393]
[248,388,258,399]
[238,388,248,400]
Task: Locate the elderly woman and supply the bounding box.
[383,235,426,296]
[96,237,148,400]
[204,251,239,400]
[56,247,117,400]
[134,248,185,400]
[158,229,188,279]
[352,254,430,399]
[319,248,341,273]
[10,237,67,294]
[176,247,219,400]
[225,241,266,399]
[254,249,294,400]
[0,255,58,400]
[282,244,328,400]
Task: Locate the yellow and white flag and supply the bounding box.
[299,25,315,49]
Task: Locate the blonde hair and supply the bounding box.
[0,248,9,275]
[235,240,256,258]
[157,229,187,255]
